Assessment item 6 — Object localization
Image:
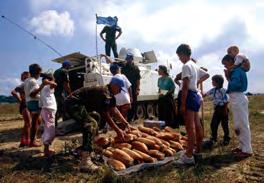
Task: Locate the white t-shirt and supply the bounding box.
[115,90,131,106]
[24,77,40,102]
[234,54,248,66]
[114,73,131,92]
[39,85,57,111]
[181,60,207,92]
[111,74,131,106]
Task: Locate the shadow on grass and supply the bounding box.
[12,153,78,173]
[0,127,21,144]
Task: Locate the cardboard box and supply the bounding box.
[144,120,165,129]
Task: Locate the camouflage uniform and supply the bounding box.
[64,86,116,152]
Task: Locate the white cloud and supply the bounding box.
[29,10,75,37]
[0,77,21,95]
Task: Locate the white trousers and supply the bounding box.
[41,108,56,145]
[229,92,253,153]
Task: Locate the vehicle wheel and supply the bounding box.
[146,104,155,118]
[136,104,145,119]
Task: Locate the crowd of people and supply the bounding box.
[11,42,252,172]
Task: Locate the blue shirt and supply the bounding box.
[158,76,175,91]
[206,88,228,106]
[227,67,248,93]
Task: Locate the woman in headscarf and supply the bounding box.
[157,65,178,128]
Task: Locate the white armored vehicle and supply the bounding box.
[52,48,163,119]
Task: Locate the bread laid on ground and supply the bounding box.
[131,141,149,153]
[137,137,156,148]
[122,147,143,161]
[107,159,126,171]
[148,150,165,160]
[133,149,156,163]
[170,140,184,151]
[112,148,134,166]
[113,143,132,149]
[138,126,158,136]
[102,149,113,158]
[94,136,109,147]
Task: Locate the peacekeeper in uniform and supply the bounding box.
[53,60,72,126]
[64,77,131,172]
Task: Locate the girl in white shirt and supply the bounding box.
[39,74,57,156]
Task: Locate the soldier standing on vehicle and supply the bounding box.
[64,77,131,172]
[53,60,72,126]
[100,17,122,58]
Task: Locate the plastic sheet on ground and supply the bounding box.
[103,155,176,176]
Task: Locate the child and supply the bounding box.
[222,54,253,158]
[109,63,132,121]
[203,75,230,149]
[225,45,250,80]
[24,64,46,147]
[39,73,57,156]
[174,44,208,165]
[11,71,31,147]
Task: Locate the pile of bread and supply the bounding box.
[95,126,188,171]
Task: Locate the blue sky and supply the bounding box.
[0,0,264,95]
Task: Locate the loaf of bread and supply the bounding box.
[170,140,184,151]
[137,137,156,148]
[94,136,109,147]
[132,141,149,153]
[102,149,113,158]
[113,143,132,149]
[122,147,143,161]
[112,149,134,166]
[107,159,126,171]
[148,150,165,160]
[133,149,155,163]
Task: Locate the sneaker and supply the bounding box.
[174,153,195,166]
[236,151,252,159]
[231,147,242,154]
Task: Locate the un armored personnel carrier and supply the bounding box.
[52,48,171,119]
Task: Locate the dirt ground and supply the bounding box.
[0,95,264,183]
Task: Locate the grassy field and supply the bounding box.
[0,95,264,183]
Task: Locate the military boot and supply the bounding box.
[80,152,100,173]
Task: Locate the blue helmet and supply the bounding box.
[109,76,124,88]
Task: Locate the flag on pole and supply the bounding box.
[96,16,117,26]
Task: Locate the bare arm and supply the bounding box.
[197,73,210,87]
[11,89,22,103]
[181,77,190,114]
[100,54,114,64]
[174,73,182,86]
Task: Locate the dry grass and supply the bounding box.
[0,95,264,183]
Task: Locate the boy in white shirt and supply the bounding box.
[109,63,132,121]
[39,73,57,156]
[174,44,208,165]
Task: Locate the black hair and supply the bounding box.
[21,71,30,80]
[29,63,42,77]
[176,44,192,56]
[212,74,224,88]
[158,65,169,76]
[41,73,54,81]
[221,54,234,65]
